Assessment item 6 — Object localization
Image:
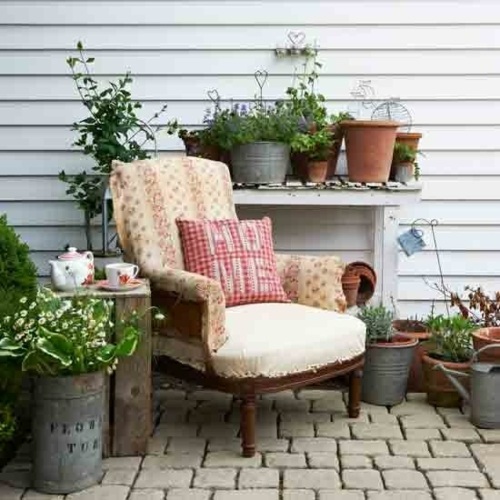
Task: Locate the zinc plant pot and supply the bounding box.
[393,319,430,393]
[390,132,422,180]
[231,141,290,185]
[422,354,471,408]
[361,334,418,406]
[32,371,105,494]
[394,162,415,183]
[473,327,500,362]
[342,120,400,183]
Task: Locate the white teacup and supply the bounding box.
[105,263,139,288]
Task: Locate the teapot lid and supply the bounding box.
[58,247,84,261]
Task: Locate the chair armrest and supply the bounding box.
[150,268,227,356]
[275,253,347,313]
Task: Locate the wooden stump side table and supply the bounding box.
[53,280,152,457]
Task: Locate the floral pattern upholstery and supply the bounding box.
[110,156,236,350]
[276,254,347,313]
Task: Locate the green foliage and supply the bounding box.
[358,305,394,344]
[426,314,475,363]
[0,215,37,320]
[290,127,333,161]
[60,42,173,247]
[0,405,16,444]
[0,288,162,376]
[393,143,418,164]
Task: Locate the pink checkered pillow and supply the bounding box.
[176,217,289,307]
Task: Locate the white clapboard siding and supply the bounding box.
[1,0,500,317]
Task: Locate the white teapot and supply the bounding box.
[49,247,95,291]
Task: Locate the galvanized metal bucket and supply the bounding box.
[32,371,105,494]
[362,336,418,406]
[435,344,500,428]
[230,141,290,184]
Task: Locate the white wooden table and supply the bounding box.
[233,181,422,307]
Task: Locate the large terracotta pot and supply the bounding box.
[473,327,500,362]
[342,120,400,183]
[393,319,430,393]
[422,354,471,407]
[390,132,422,180]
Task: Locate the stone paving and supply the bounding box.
[2,380,500,500]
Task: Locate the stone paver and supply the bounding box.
[404,428,443,441]
[433,487,479,500]
[430,440,471,457]
[284,490,316,500]
[367,492,433,500]
[193,468,237,489]
[0,483,24,500]
[203,451,262,468]
[279,421,315,438]
[239,468,279,488]
[441,428,481,443]
[66,485,130,500]
[22,492,64,500]
[143,454,203,468]
[340,440,389,456]
[478,430,500,443]
[102,457,142,470]
[426,471,489,488]
[319,491,365,500]
[129,490,165,500]
[389,440,430,457]
[480,491,500,500]
[341,455,372,469]
[135,469,193,489]
[417,457,478,471]
[166,489,210,500]
[213,491,279,500]
[383,469,428,489]
[374,455,414,470]
[265,452,306,468]
[283,469,341,489]
[308,452,340,469]
[351,424,403,440]
[291,437,337,453]
[401,414,446,429]
[343,469,383,489]
[101,469,136,485]
[316,421,351,438]
[167,437,207,454]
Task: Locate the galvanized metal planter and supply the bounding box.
[32,371,105,494]
[231,141,290,184]
[362,336,418,406]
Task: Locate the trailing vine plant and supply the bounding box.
[59,42,174,250]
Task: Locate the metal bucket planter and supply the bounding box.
[231,141,290,184]
[32,371,105,494]
[362,335,418,406]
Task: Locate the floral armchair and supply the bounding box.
[110,156,366,457]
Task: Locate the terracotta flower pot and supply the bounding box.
[393,320,430,393]
[342,120,400,183]
[306,160,328,183]
[342,270,360,308]
[347,262,377,305]
[390,132,422,180]
[422,354,471,407]
[473,327,500,362]
[326,122,344,178]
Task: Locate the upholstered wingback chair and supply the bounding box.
[111,156,366,457]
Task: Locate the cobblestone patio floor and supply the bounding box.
[2,377,500,500]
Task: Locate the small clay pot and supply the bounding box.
[347,262,377,305]
[342,120,400,183]
[393,319,430,393]
[422,354,471,407]
[342,270,360,308]
[306,160,328,183]
[473,327,500,362]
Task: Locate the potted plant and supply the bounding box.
[390,131,422,180]
[422,314,475,407]
[290,126,334,182]
[59,42,173,251]
[223,102,297,184]
[358,305,418,406]
[342,119,400,183]
[393,316,430,392]
[0,288,163,494]
[392,142,421,182]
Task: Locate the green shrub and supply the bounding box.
[0,405,16,445]
[358,305,394,344]
[0,214,37,320]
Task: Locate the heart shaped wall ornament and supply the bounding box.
[288,31,306,48]
[207,89,220,103]
[254,69,268,90]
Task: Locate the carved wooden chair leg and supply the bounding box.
[348,369,363,418]
[240,393,256,457]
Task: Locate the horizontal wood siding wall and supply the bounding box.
[1,0,499,317]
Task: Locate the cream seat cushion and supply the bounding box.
[155,302,366,378]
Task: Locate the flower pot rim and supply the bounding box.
[233,141,289,147]
[473,326,500,340]
[422,352,472,369]
[396,132,422,140]
[34,370,104,380]
[341,120,400,128]
[368,334,419,348]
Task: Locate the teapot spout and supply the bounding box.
[433,364,470,403]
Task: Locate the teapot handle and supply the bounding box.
[83,251,94,261]
[473,343,500,362]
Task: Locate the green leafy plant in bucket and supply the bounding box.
[358,305,394,344]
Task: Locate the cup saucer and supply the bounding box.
[95,279,143,292]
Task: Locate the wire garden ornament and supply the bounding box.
[397,218,449,315]
[348,80,376,119]
[372,98,412,132]
[275,31,318,57]
[254,69,269,106]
